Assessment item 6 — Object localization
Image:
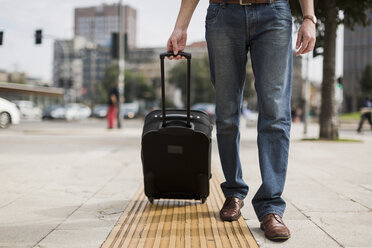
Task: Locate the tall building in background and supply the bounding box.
[53,4,137,104]
[343,12,372,112]
[74,3,136,49]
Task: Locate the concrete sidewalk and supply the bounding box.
[0,119,371,247]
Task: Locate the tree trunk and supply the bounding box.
[319,0,339,139]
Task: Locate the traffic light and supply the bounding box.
[0,31,3,45]
[111,32,119,59]
[35,29,42,44]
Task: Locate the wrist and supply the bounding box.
[174,25,187,32]
[303,15,317,25]
[302,19,315,26]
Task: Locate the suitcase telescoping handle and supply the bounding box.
[160,51,192,128]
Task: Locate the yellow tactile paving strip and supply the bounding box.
[101,168,258,248]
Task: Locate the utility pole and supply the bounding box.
[117,0,125,128]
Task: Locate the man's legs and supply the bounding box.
[367,113,372,129]
[248,1,293,221]
[206,3,249,200]
[357,114,366,132]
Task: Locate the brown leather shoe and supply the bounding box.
[220,197,244,221]
[260,213,290,240]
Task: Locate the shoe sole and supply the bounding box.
[265,235,290,240]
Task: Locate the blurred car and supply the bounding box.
[191,102,216,121]
[0,97,21,128]
[42,103,91,120]
[65,103,92,120]
[12,100,42,120]
[93,104,108,118]
[42,104,66,119]
[121,102,139,119]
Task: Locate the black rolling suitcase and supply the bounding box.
[141,51,213,204]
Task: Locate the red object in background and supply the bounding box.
[107,106,118,128]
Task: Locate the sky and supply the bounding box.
[0,0,343,82]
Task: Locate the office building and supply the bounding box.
[74,3,136,49]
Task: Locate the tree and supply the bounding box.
[97,63,155,104]
[168,56,215,105]
[168,56,255,108]
[360,64,372,96]
[289,0,372,140]
[124,70,156,102]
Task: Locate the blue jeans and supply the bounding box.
[205,0,292,220]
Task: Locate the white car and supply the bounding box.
[65,103,92,120]
[0,97,21,128]
[12,100,42,120]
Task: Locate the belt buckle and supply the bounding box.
[240,0,252,5]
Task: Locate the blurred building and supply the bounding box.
[53,37,112,104]
[53,39,77,102]
[54,3,137,104]
[0,82,63,108]
[343,12,372,112]
[74,3,136,49]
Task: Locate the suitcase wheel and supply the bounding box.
[201,197,207,204]
[148,197,154,204]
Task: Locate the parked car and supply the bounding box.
[191,102,216,121]
[12,100,42,120]
[121,102,139,119]
[65,103,92,120]
[93,104,108,118]
[42,104,66,120]
[42,103,91,120]
[0,97,21,128]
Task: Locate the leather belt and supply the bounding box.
[210,0,277,4]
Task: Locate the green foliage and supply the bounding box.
[124,70,156,102]
[339,112,361,121]
[96,63,155,104]
[360,64,372,95]
[168,56,255,106]
[10,79,26,84]
[168,56,215,105]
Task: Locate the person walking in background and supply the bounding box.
[107,82,119,129]
[167,0,316,241]
[357,97,372,133]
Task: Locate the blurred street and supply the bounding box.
[0,119,371,247]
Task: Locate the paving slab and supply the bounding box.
[0,120,371,247]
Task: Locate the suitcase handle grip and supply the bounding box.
[160,51,192,128]
[160,51,192,60]
[159,114,194,121]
